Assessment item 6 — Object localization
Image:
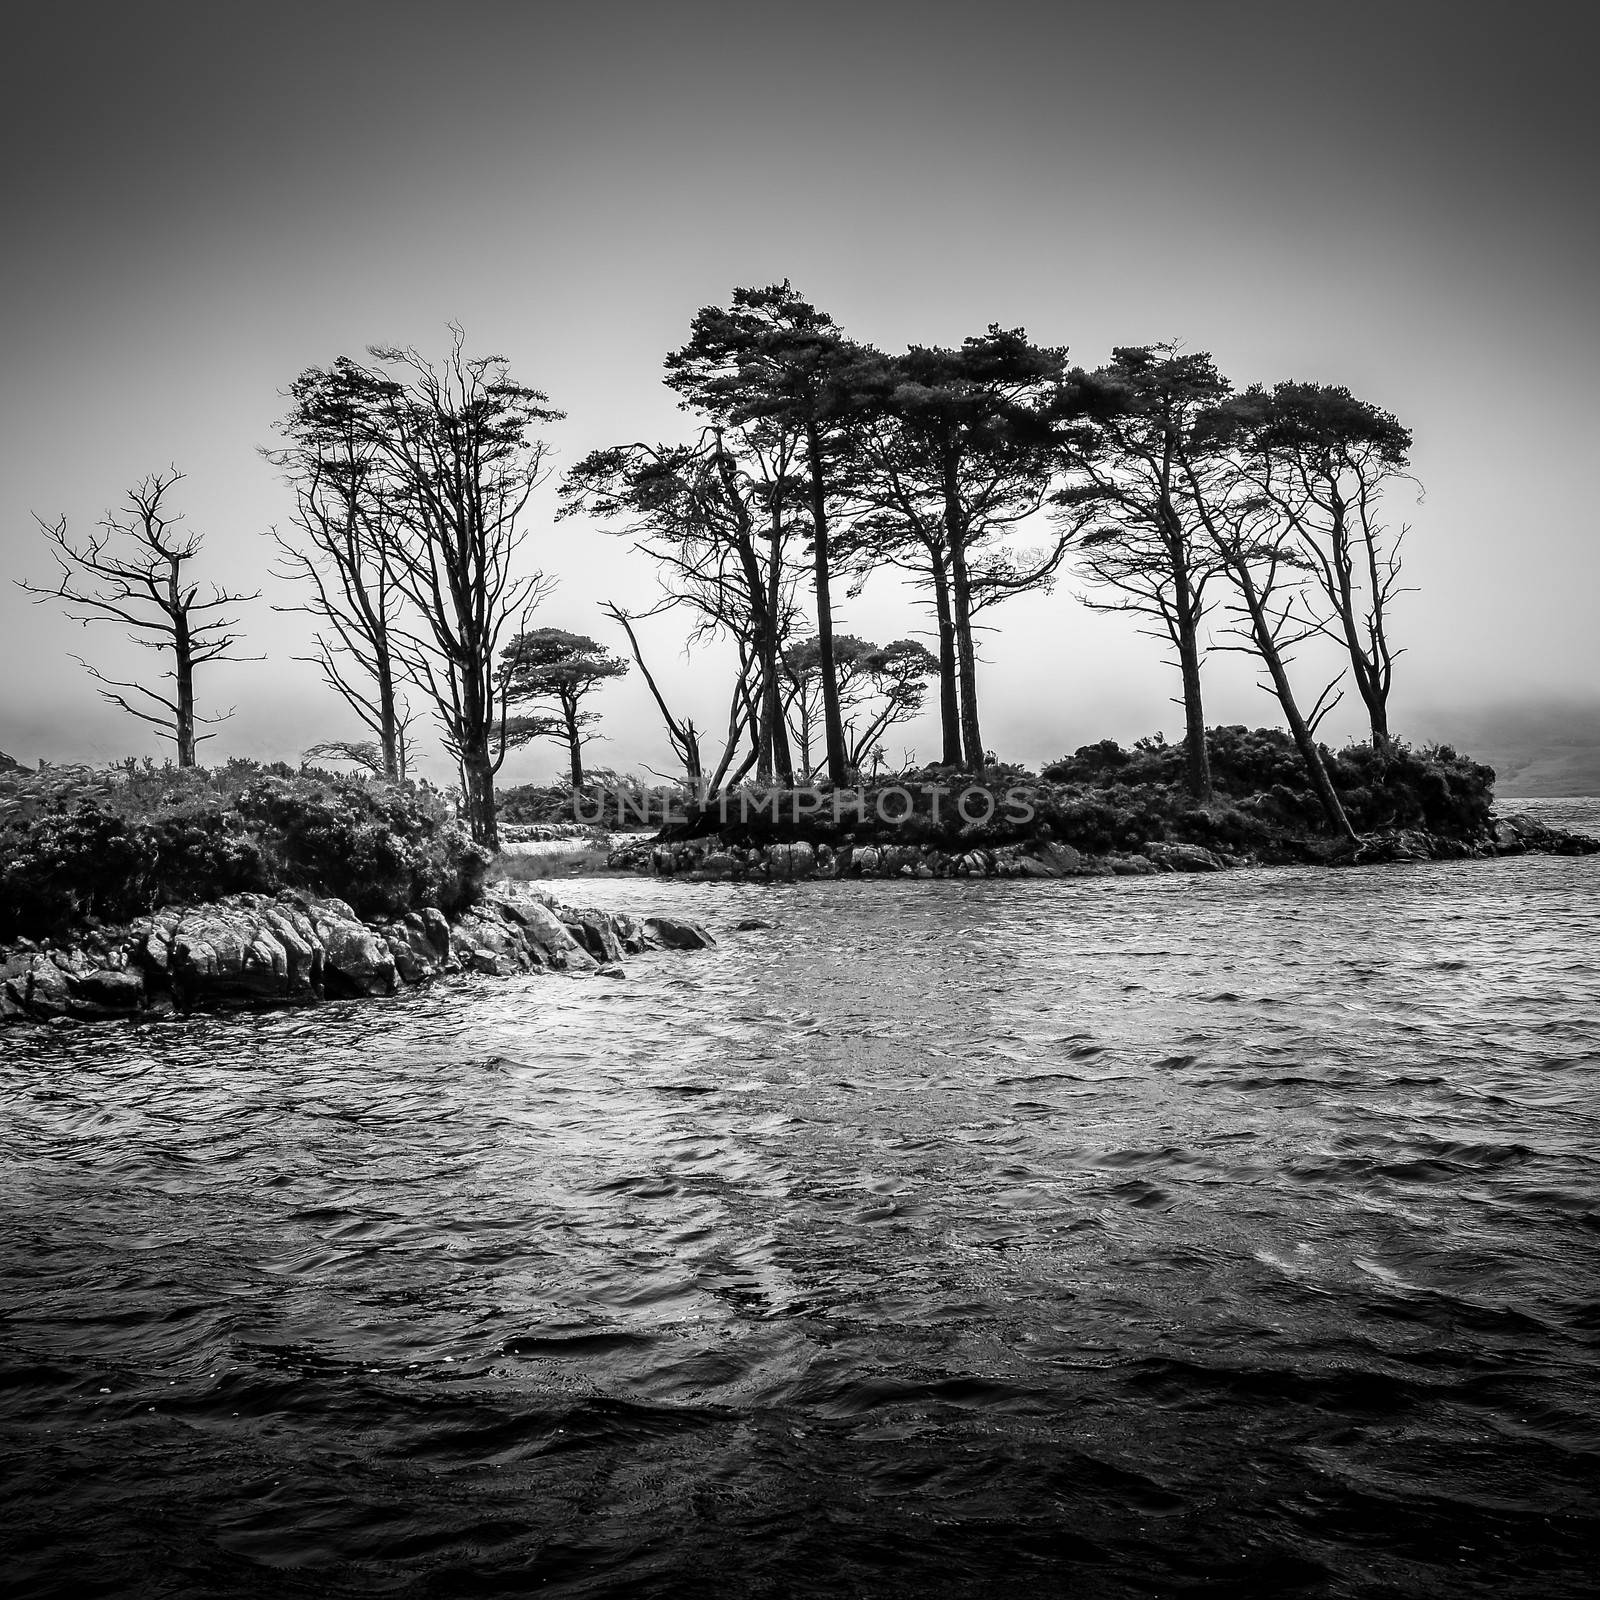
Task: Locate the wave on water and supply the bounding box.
[3,830,1599,1597]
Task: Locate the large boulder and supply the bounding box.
[767,841,817,880]
[643,915,717,951]
[1144,841,1226,873]
[452,905,537,976]
[2,952,72,1018]
[65,966,146,1014]
[382,912,453,983]
[167,898,323,1003]
[308,898,397,996]
[489,897,594,970]
[557,905,626,964]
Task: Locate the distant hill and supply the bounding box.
[1413,700,1600,799]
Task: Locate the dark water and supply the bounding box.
[4,809,1599,1598]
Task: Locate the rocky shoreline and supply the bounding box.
[611,808,1599,882]
[5,809,1593,1027]
[0,888,714,1026]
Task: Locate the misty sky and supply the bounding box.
[3,0,1596,783]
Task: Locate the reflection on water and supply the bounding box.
[3,824,1599,1597]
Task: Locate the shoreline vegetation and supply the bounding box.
[2,732,1595,1026]
[0,757,714,1027]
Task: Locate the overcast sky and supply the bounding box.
[3,0,1596,782]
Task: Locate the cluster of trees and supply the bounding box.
[19,288,1415,847]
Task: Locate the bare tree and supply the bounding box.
[1052,347,1232,802]
[563,421,808,784]
[266,397,416,779]
[19,470,258,766]
[780,634,939,778]
[284,331,562,848]
[1226,383,1415,753]
[1184,408,1356,841]
[601,603,706,789]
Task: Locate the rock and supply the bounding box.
[1013,855,1059,878]
[169,900,316,1004]
[382,915,449,984]
[643,915,717,950]
[420,906,452,955]
[1106,853,1159,876]
[1491,817,1527,854]
[1037,841,1083,874]
[65,967,146,1013]
[309,899,397,996]
[734,917,773,932]
[492,897,594,969]
[1351,829,1434,865]
[453,906,536,974]
[853,846,881,876]
[1143,841,1226,873]
[129,909,184,974]
[5,954,72,1018]
[556,905,626,963]
[595,964,626,979]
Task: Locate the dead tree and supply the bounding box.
[265,422,416,779]
[19,470,258,765]
[283,332,562,848]
[1182,423,1356,842]
[1228,383,1415,754]
[563,421,807,786]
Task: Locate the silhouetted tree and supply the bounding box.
[19,470,257,766]
[601,603,707,789]
[666,282,867,784]
[499,627,629,787]
[781,634,939,778]
[1188,400,1356,841]
[301,739,393,777]
[267,380,415,779]
[562,420,806,785]
[284,330,561,848]
[1053,346,1230,802]
[1226,383,1414,753]
[843,327,1071,770]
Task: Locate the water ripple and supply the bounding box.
[3,832,1600,1596]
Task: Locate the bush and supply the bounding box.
[0,759,487,940]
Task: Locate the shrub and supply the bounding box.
[0,760,487,940]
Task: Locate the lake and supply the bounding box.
[3,799,1597,1597]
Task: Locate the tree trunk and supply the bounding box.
[942,446,984,770]
[1176,623,1212,803]
[805,420,848,785]
[1228,558,1354,842]
[174,624,197,768]
[1323,503,1392,760]
[930,554,962,766]
[948,535,984,770]
[561,687,584,788]
[377,654,400,780]
[762,521,795,786]
[460,750,499,850]
[1172,573,1213,801]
